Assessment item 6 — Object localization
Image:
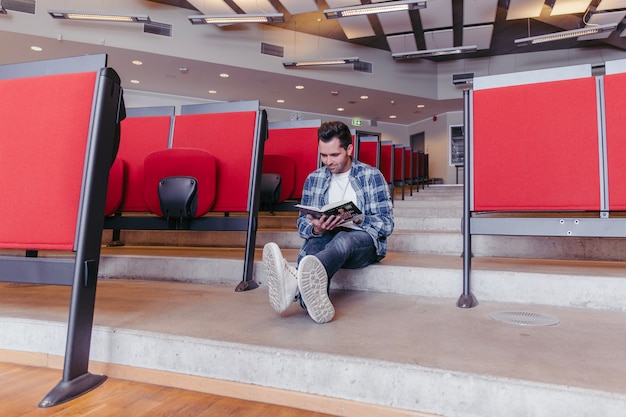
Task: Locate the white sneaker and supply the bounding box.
[263,242,298,314]
[297,255,335,324]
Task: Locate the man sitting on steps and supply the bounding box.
[263,121,394,324]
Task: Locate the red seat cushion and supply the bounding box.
[262,154,296,201]
[143,148,217,217]
[105,158,126,216]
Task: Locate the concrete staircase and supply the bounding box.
[98,184,626,312]
[3,184,626,416]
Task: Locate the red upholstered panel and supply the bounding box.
[105,158,126,216]
[264,127,319,199]
[143,148,217,217]
[604,73,626,210]
[358,141,378,168]
[262,154,296,201]
[0,72,96,250]
[117,115,171,212]
[173,112,257,212]
[413,151,419,179]
[394,147,404,182]
[380,144,393,183]
[473,78,600,211]
[404,149,412,180]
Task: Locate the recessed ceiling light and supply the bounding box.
[219,73,229,78]
[30,46,43,52]
[130,79,140,84]
[389,115,397,119]
[132,60,143,66]
[276,99,285,103]
[295,85,304,90]
[208,90,217,94]
[179,67,189,73]
[360,95,369,99]
[337,107,345,111]
[417,104,425,108]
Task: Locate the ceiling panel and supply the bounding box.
[336,16,377,39]
[506,0,544,20]
[587,10,626,25]
[325,0,376,39]
[463,25,494,49]
[376,11,413,35]
[232,0,277,13]
[387,33,418,54]
[188,0,235,13]
[578,10,626,40]
[550,0,592,15]
[325,0,362,7]
[597,0,626,10]
[420,0,453,30]
[278,0,318,15]
[424,29,454,49]
[463,0,498,25]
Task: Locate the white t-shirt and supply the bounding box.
[329,170,357,204]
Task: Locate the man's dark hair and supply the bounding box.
[318,121,352,150]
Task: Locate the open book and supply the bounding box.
[295,200,362,225]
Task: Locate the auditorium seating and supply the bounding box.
[355,135,379,169]
[460,60,626,307]
[404,147,414,196]
[0,54,124,406]
[379,140,395,200]
[104,101,268,291]
[393,144,406,200]
[259,120,321,211]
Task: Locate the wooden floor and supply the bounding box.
[0,362,337,417]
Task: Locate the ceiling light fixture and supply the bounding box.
[324,0,427,18]
[48,9,151,23]
[392,45,478,59]
[514,23,617,45]
[188,13,284,24]
[283,57,359,68]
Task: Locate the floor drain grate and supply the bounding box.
[489,311,560,326]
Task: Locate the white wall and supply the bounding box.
[408,111,463,184]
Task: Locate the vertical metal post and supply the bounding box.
[236,109,267,292]
[457,89,478,308]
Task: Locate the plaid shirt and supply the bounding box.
[297,158,394,260]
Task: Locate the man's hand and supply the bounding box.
[309,214,344,235]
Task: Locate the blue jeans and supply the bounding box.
[299,229,378,283]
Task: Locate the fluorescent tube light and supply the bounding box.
[324,0,427,19]
[283,57,360,68]
[514,23,617,45]
[392,45,478,59]
[48,9,151,23]
[188,13,284,24]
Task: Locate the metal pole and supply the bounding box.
[457,88,478,308]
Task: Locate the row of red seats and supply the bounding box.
[357,138,429,200]
[105,102,266,220]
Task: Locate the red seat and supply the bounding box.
[262,154,296,202]
[143,148,217,217]
[105,158,126,216]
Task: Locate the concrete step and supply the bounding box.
[97,247,626,313]
[104,227,626,262]
[2,280,625,417]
